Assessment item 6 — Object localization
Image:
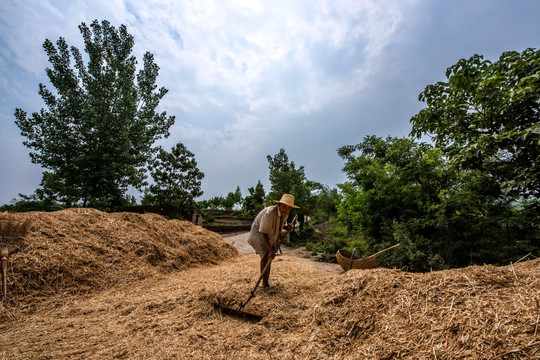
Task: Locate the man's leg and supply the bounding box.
[261,252,272,288]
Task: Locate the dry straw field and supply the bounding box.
[1,209,539,359]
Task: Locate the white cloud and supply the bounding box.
[113,0,414,126]
[230,0,264,13]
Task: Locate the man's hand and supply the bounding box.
[283,224,293,232]
[262,233,275,259]
[268,248,276,260]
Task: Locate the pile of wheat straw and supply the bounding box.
[1,209,538,359]
[2,254,539,359]
[0,208,238,313]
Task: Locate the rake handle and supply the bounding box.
[371,243,400,257]
[239,256,273,309]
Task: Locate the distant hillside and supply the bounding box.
[202,209,253,233]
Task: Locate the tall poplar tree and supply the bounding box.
[15,20,175,208]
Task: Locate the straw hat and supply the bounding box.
[274,194,300,208]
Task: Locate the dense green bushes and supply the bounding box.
[333,135,539,272]
[324,49,540,272]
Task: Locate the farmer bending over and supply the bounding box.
[247,194,299,288]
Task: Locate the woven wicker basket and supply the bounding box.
[336,249,377,271]
[336,244,400,272]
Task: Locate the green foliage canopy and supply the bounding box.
[266,148,306,202]
[266,148,332,229]
[337,136,445,239]
[242,180,266,214]
[410,48,540,199]
[223,186,242,210]
[143,143,204,213]
[337,135,537,271]
[14,20,174,208]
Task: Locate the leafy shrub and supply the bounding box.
[304,225,349,255]
[306,237,347,256]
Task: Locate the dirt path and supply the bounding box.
[222,232,343,275]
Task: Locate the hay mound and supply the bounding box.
[292,260,540,359]
[1,255,538,359]
[1,210,538,359]
[0,208,238,308]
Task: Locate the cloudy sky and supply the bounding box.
[1,0,539,205]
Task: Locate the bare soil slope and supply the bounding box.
[1,210,538,359]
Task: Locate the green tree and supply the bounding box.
[223,186,242,210]
[14,20,174,209]
[338,136,463,270]
[0,193,62,213]
[199,196,225,210]
[242,180,266,215]
[142,143,204,213]
[337,136,443,237]
[309,185,340,223]
[266,148,323,231]
[266,148,305,201]
[410,48,540,199]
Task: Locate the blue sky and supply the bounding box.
[1,0,539,205]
